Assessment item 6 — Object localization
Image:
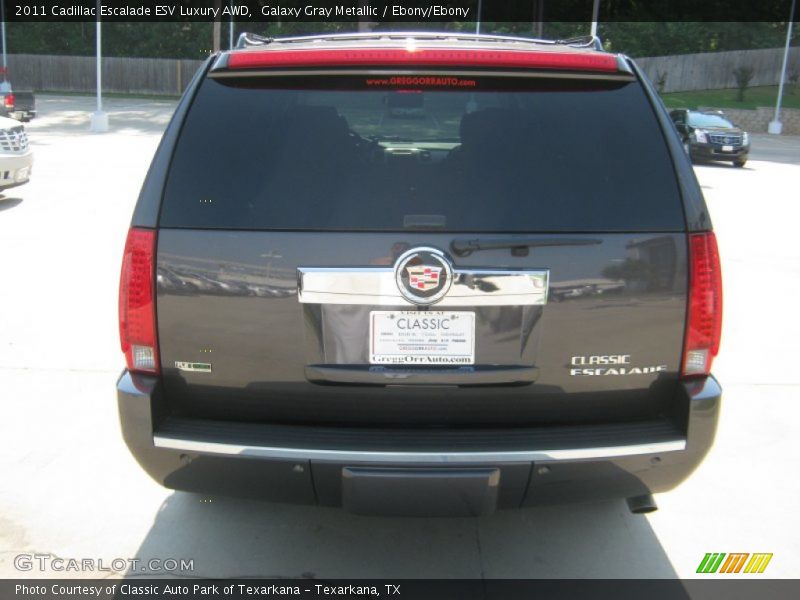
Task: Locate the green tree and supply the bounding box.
[4,18,798,60]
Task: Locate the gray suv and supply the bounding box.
[117,32,722,517]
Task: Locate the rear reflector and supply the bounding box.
[227,48,619,73]
[119,228,159,374]
[682,232,723,378]
[3,93,14,108]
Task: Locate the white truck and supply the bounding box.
[0,115,32,191]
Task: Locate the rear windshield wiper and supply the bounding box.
[451,236,602,257]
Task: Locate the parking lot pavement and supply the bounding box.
[1,95,799,580]
[27,94,176,137]
[747,133,800,165]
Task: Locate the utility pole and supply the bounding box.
[476,0,482,34]
[768,0,796,135]
[212,0,221,53]
[0,0,10,92]
[590,0,600,38]
[90,0,108,132]
[358,0,375,32]
[531,0,544,39]
[228,0,234,49]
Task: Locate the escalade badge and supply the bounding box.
[394,247,453,305]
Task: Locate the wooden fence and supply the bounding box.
[636,46,800,94]
[5,46,800,96]
[6,54,204,96]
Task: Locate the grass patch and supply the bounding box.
[661,86,800,110]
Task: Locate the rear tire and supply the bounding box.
[733,159,746,168]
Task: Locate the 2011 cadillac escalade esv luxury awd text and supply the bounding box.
[117,32,723,517]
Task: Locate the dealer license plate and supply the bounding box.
[369,311,475,365]
[722,145,734,152]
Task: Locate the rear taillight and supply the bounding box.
[3,93,14,109]
[119,228,159,374]
[682,232,723,378]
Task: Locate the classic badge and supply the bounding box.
[394,247,454,305]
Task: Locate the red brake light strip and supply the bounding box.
[227,48,619,73]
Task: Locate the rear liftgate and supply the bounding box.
[299,246,548,515]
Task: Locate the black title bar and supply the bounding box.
[6,579,800,600]
[6,0,800,23]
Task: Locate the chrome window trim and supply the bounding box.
[153,435,686,464]
[297,267,549,306]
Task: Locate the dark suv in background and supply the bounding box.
[117,32,723,517]
[670,109,749,167]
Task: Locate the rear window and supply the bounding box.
[160,74,684,232]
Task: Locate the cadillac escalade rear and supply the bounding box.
[117,33,722,517]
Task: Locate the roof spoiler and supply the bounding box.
[236,31,604,51]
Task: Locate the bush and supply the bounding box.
[655,70,668,94]
[788,67,799,96]
[733,65,755,102]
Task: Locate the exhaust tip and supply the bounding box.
[627,494,658,514]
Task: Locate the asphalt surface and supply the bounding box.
[0,95,798,579]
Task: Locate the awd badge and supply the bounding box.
[175,361,212,373]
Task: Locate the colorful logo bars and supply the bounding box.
[696,553,773,574]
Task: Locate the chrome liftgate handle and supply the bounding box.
[297,267,549,307]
